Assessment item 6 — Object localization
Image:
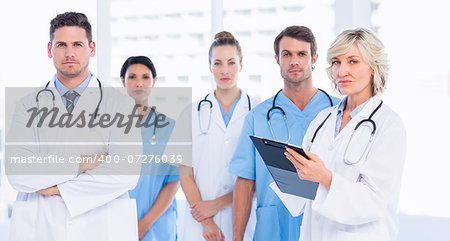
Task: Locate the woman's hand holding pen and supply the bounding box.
[285,148,333,190]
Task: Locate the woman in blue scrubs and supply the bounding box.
[121,56,180,241]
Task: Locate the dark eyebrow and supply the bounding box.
[282,50,308,55]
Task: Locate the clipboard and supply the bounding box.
[250,135,319,200]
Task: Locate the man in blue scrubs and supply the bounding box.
[229,26,339,241]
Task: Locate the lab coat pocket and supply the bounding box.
[254,206,280,241]
[9,201,38,241]
[107,198,138,241]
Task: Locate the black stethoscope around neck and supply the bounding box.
[197,92,251,134]
[309,99,383,165]
[267,88,333,143]
[35,78,103,117]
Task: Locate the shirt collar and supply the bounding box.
[54,72,92,96]
[337,96,371,119]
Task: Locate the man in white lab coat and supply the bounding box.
[5,12,141,241]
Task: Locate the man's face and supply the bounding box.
[47,26,95,79]
[275,37,317,85]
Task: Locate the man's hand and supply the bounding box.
[38,185,60,196]
[78,153,107,173]
[190,200,220,222]
[201,218,225,241]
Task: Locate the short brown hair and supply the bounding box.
[274,25,317,58]
[50,12,92,43]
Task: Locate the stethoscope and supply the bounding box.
[197,93,251,134]
[267,89,333,143]
[309,99,383,165]
[33,78,103,149]
[143,106,158,145]
[36,78,103,117]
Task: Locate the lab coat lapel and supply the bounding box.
[71,76,100,116]
[334,95,382,142]
[209,92,227,132]
[325,106,339,142]
[49,75,100,115]
[227,90,249,128]
[35,77,66,143]
[49,76,67,111]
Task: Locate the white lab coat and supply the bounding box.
[181,91,257,241]
[6,75,141,241]
[271,95,406,241]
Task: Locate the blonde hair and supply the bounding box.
[326,28,389,95]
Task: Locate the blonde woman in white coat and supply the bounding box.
[272,28,406,241]
[179,31,256,241]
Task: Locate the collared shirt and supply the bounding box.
[54,72,92,107]
[215,94,241,127]
[54,72,92,176]
[335,96,370,137]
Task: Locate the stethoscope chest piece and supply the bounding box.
[150,134,158,145]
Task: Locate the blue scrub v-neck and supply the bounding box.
[215,94,241,127]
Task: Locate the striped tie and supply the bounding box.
[63,90,79,114]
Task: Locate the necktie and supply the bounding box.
[63,90,79,114]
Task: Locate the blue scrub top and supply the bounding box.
[215,94,241,127]
[129,112,179,241]
[229,90,339,241]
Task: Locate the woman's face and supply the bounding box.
[122,63,156,103]
[210,45,242,91]
[331,44,374,98]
